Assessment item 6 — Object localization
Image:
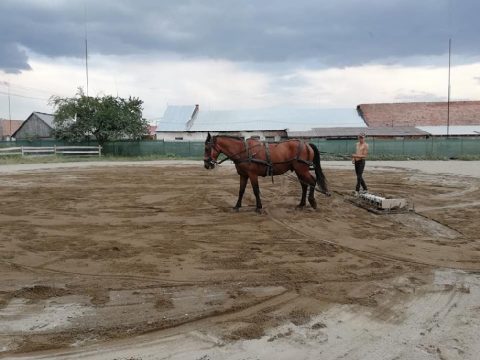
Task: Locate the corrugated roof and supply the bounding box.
[358,101,480,127]
[158,106,365,132]
[157,105,196,131]
[288,126,429,138]
[416,126,480,136]
[34,112,55,128]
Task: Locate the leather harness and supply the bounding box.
[226,139,314,182]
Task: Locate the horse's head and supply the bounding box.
[204,132,220,169]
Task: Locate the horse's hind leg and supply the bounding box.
[308,185,317,209]
[234,175,248,211]
[297,182,307,209]
[296,170,317,209]
[249,173,262,213]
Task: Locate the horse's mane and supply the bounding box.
[215,135,303,144]
[214,135,244,141]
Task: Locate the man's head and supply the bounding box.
[358,132,366,143]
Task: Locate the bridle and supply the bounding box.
[204,136,248,166]
[204,137,222,167]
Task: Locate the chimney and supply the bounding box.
[186,104,200,131]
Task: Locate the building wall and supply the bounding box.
[13,114,53,140]
[156,130,287,142]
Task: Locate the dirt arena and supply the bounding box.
[1,161,479,359]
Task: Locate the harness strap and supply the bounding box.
[244,139,251,163]
[264,142,274,182]
[295,140,314,167]
[295,140,304,160]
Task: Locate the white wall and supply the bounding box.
[156,131,286,142]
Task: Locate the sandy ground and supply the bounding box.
[0,160,479,359]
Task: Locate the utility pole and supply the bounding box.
[447,38,451,139]
[84,3,89,97]
[8,84,12,140]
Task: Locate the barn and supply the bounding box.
[12,112,55,140]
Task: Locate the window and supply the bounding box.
[265,136,275,142]
[250,135,260,140]
[175,137,183,141]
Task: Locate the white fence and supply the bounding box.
[0,145,102,157]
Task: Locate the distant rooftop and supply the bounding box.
[33,112,55,128]
[157,106,365,132]
[0,119,23,137]
[158,105,197,132]
[416,126,480,136]
[358,101,480,127]
[288,126,429,138]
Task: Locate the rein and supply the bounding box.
[210,141,263,165]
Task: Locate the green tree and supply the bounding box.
[50,89,149,146]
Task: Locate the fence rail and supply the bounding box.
[0,139,479,158]
[0,145,102,157]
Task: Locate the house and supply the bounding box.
[357,101,480,136]
[156,105,365,141]
[0,119,24,140]
[12,112,55,140]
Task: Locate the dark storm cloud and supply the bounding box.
[0,43,31,74]
[1,0,478,73]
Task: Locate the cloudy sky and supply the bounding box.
[1,0,479,121]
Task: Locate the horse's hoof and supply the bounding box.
[232,207,240,212]
[308,199,317,209]
[296,205,305,210]
[255,208,263,214]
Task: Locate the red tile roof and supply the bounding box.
[148,125,157,135]
[357,101,480,127]
[1,119,24,137]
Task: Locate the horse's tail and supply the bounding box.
[309,143,330,196]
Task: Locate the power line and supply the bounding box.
[0,82,54,95]
[0,90,49,101]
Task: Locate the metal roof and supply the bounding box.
[288,126,429,138]
[34,112,55,128]
[189,109,286,131]
[416,126,480,136]
[157,106,365,132]
[157,105,196,131]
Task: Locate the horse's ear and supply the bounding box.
[206,132,211,141]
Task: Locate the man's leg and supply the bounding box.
[358,160,367,191]
[355,160,362,192]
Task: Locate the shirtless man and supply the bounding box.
[352,133,369,194]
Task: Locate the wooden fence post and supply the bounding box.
[21,146,24,156]
[99,145,102,157]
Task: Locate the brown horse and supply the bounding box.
[204,133,329,213]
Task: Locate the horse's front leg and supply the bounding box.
[234,175,248,211]
[249,174,262,213]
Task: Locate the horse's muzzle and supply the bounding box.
[204,160,216,170]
